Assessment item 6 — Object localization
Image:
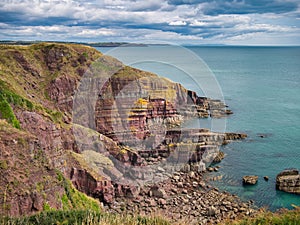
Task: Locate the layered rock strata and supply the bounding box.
[0,43,250,220]
[276,169,300,194]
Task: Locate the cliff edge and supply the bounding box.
[0,43,249,222]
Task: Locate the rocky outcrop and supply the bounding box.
[213,151,225,163]
[94,66,230,142]
[225,132,247,141]
[276,169,300,194]
[243,176,258,185]
[70,167,115,203]
[0,43,251,220]
[47,75,77,112]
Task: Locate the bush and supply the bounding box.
[0,96,20,129]
[0,81,35,128]
[0,160,8,170]
[0,81,34,111]
[56,170,101,212]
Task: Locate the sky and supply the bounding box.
[0,0,299,45]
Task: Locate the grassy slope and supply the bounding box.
[0,210,171,225]
[0,43,100,128]
[1,206,299,225]
[0,43,100,102]
[0,43,103,216]
[0,120,101,214]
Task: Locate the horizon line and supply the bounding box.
[0,40,299,47]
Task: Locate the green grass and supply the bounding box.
[0,79,65,126]
[44,108,64,124]
[56,171,101,212]
[0,80,35,128]
[0,171,170,225]
[0,96,20,129]
[0,160,8,170]
[0,210,171,225]
[0,81,34,110]
[227,206,300,225]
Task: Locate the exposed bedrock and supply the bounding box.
[276,169,300,194]
[0,43,249,217]
[243,176,258,185]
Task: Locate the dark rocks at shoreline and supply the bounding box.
[276,169,300,194]
[257,133,272,138]
[213,151,225,163]
[106,170,257,224]
[243,176,258,185]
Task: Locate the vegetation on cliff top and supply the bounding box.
[0,210,171,225]
[0,43,101,125]
[0,206,299,225]
[228,206,300,225]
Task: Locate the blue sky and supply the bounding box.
[0,0,299,45]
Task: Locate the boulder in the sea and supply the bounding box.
[213,151,225,163]
[207,167,214,172]
[276,169,300,194]
[264,176,269,181]
[243,175,258,185]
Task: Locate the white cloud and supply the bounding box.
[189,20,210,27]
[228,32,263,41]
[143,29,202,40]
[225,31,300,45]
[0,0,81,17]
[234,23,294,32]
[37,25,64,32]
[0,24,201,42]
[77,28,116,37]
[169,20,187,26]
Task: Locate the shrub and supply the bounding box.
[0,96,20,129]
[0,160,8,170]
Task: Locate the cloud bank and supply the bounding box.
[0,0,299,45]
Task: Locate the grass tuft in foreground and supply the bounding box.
[226,206,300,225]
[0,210,171,225]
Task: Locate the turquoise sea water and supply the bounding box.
[98,46,300,211]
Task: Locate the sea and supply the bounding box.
[96,45,300,211]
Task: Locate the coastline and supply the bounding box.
[0,43,298,224]
[106,166,257,224]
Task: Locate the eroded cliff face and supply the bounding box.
[0,43,104,215]
[0,121,65,216]
[0,43,245,217]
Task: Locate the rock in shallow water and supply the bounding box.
[243,175,258,185]
[276,169,300,194]
[213,151,225,163]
